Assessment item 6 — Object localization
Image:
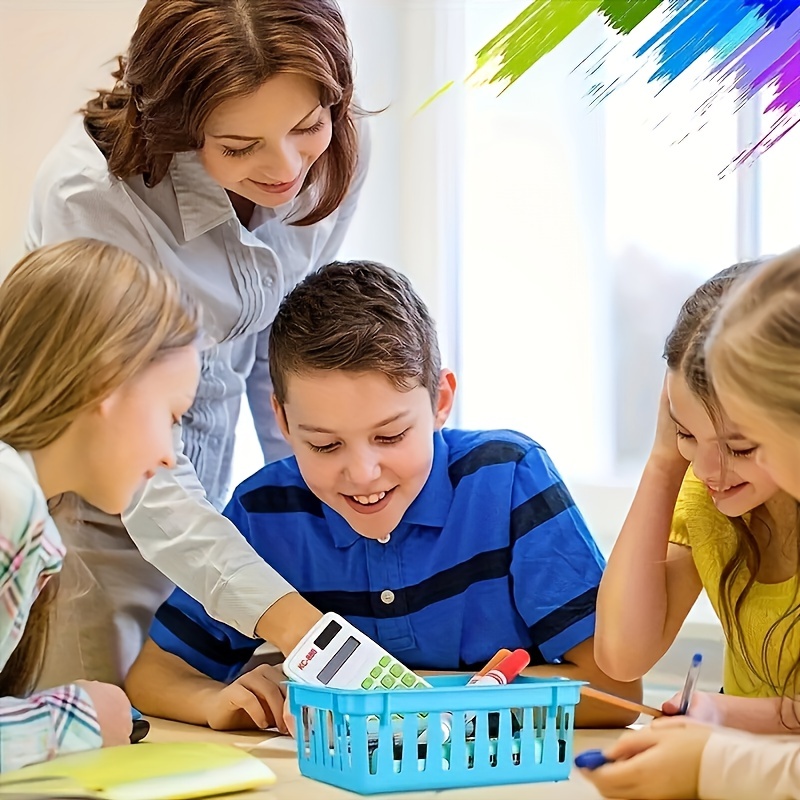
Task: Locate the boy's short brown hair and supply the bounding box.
[269,260,441,405]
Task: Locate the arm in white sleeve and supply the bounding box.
[700,731,800,800]
[121,424,295,636]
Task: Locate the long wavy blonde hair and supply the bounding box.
[0,238,199,695]
[0,239,199,450]
[707,249,800,710]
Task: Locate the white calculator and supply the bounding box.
[283,612,430,691]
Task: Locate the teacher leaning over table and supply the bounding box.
[25,0,370,687]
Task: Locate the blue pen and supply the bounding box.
[678,653,703,715]
[575,749,611,770]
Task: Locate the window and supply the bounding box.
[457,3,787,635]
[460,1,743,480]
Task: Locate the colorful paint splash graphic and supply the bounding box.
[471,0,800,166]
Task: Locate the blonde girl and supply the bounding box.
[0,238,199,770]
[584,249,800,800]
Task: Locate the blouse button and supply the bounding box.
[380,590,395,605]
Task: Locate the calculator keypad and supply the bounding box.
[360,656,426,691]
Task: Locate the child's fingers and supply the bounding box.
[661,691,682,715]
[239,671,288,733]
[651,715,704,731]
[255,664,289,697]
[580,760,646,800]
[581,741,672,800]
[603,727,660,761]
[224,684,270,729]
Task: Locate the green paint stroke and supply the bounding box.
[416,80,455,114]
[599,0,662,35]
[470,0,600,89]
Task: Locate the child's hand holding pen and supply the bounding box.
[659,654,726,725]
[575,720,714,800]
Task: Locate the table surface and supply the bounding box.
[147,717,620,799]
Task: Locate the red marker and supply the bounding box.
[420,650,531,745]
[466,649,530,687]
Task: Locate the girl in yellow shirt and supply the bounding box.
[585,251,800,799]
[596,259,800,719]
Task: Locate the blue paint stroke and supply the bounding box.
[711,9,765,64]
[637,0,756,85]
[715,6,800,93]
[743,0,800,28]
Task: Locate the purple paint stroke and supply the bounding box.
[764,41,800,114]
[746,36,800,97]
[733,40,800,165]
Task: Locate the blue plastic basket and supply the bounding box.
[287,675,583,794]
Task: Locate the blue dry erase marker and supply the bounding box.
[574,749,611,770]
[678,653,703,715]
[130,707,150,744]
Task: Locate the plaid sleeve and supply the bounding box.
[0,683,102,772]
[0,456,64,669]
[509,444,606,663]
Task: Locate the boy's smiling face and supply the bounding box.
[273,369,455,540]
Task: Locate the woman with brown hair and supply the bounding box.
[26,0,368,687]
[0,238,200,769]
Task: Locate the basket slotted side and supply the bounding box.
[288,675,583,794]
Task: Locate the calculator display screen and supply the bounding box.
[314,619,341,650]
[318,636,360,685]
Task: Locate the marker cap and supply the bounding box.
[495,649,531,683]
[574,749,609,770]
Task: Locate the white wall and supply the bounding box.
[0,0,141,274]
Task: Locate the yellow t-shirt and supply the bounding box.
[670,468,800,698]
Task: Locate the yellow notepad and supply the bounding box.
[0,742,276,800]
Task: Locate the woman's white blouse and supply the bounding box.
[25,116,370,634]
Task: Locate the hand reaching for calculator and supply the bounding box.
[205,664,289,734]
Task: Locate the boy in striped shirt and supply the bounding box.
[127,261,640,731]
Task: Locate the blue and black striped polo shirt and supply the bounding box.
[150,428,606,680]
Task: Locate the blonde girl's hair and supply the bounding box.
[0,238,199,451]
[707,247,800,430]
[705,250,800,717]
